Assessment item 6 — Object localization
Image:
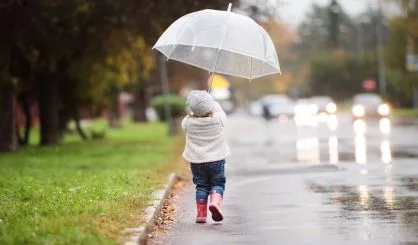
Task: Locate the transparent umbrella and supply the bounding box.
[153,3,281,89]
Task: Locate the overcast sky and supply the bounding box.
[273,0,380,28]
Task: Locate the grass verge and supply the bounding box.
[394,108,418,118]
[0,121,184,245]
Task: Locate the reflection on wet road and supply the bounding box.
[294,115,393,165]
[150,112,418,245]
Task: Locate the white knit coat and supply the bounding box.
[181,102,231,164]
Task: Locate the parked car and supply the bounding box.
[352,93,390,119]
[261,94,295,118]
[310,96,337,114]
[217,99,235,115]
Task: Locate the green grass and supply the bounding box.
[0,121,182,245]
[394,108,418,118]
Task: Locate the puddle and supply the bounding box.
[329,192,418,226]
[308,181,418,226]
[401,177,418,192]
[308,183,352,194]
[331,191,418,213]
[393,151,418,159]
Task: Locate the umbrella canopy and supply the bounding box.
[153,4,280,81]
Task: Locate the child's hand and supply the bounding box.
[213,102,223,113]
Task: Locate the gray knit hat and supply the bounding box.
[187,90,214,116]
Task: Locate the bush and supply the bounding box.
[151,94,186,121]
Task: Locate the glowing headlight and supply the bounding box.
[352,105,365,117]
[310,104,319,114]
[294,105,303,114]
[326,103,337,114]
[378,104,390,116]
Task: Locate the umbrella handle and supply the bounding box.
[208,72,215,93]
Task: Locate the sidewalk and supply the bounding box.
[149,174,260,245]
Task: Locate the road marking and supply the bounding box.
[230,176,273,188]
[260,225,323,231]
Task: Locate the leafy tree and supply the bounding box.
[225,18,297,100]
[291,2,393,98]
[0,0,240,151]
[309,50,378,100]
[384,0,418,106]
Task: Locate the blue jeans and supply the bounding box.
[190,160,226,203]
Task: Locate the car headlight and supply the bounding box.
[378,104,390,116]
[326,103,337,113]
[352,105,365,117]
[294,105,303,114]
[310,104,319,114]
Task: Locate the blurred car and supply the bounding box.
[217,99,236,115]
[310,96,337,114]
[249,100,263,116]
[261,94,295,118]
[352,93,390,119]
[294,99,318,116]
[211,87,236,115]
[294,98,318,126]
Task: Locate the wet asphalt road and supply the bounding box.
[149,112,418,245]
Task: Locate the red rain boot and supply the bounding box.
[209,191,224,222]
[195,199,207,223]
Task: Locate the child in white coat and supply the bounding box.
[181,90,231,223]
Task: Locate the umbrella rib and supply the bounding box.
[185,22,197,51]
[249,56,253,81]
[167,13,196,60]
[258,29,265,62]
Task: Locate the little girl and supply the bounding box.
[181,90,231,223]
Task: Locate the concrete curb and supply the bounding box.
[124,173,178,245]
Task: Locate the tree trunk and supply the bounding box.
[108,90,120,128]
[74,110,88,140]
[57,110,70,140]
[37,71,60,145]
[132,86,147,122]
[17,93,32,145]
[0,78,17,152]
[16,122,23,145]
